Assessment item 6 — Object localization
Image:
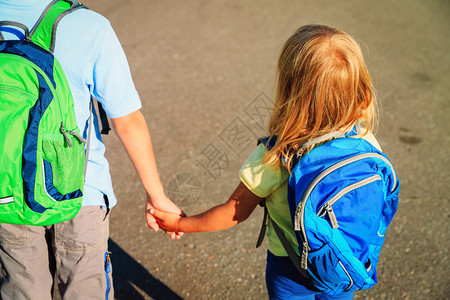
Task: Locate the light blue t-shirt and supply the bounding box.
[0,0,143,208]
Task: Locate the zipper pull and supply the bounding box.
[325,203,339,229]
[301,242,309,270]
[69,130,87,144]
[294,204,302,231]
[60,122,73,148]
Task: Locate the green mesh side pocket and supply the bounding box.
[42,136,85,197]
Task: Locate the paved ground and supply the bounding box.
[85,0,448,299]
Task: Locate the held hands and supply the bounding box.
[147,182,260,236]
[149,207,183,233]
[145,194,185,240]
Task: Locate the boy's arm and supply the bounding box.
[111,109,183,237]
[151,181,262,233]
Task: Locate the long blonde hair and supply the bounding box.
[264,24,376,172]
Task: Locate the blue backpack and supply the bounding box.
[257,129,399,295]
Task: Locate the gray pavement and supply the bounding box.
[75,0,450,299]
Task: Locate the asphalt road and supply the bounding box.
[79,0,449,299]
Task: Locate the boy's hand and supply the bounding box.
[149,208,183,233]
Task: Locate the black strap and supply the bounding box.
[256,199,309,278]
[97,103,111,135]
[256,199,268,248]
[103,194,110,221]
[0,21,30,40]
[255,136,275,247]
[269,215,309,279]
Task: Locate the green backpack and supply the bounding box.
[0,1,88,225]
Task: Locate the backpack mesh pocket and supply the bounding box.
[41,135,85,198]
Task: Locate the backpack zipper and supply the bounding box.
[0,85,37,100]
[294,153,397,270]
[59,124,87,147]
[69,130,86,144]
[316,174,382,228]
[60,122,73,147]
[339,261,354,291]
[323,203,339,229]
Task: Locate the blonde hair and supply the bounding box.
[264,24,376,172]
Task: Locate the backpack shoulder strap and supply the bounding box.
[298,131,345,149]
[256,199,309,279]
[268,215,309,279]
[30,0,87,53]
[256,199,268,248]
[28,1,112,135]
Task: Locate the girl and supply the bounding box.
[151,24,380,300]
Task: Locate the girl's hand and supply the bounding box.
[146,195,185,239]
[149,208,183,232]
[150,181,261,234]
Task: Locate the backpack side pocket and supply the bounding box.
[39,132,85,203]
[306,243,354,295]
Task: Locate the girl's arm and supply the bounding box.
[150,181,262,233]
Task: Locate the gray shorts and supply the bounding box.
[0,206,113,300]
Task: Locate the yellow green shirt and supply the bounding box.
[239,134,381,257]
